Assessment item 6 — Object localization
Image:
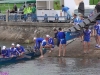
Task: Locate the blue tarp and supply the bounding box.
[65,31,83,41]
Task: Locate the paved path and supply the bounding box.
[45,37,100,58]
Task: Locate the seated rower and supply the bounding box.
[16,44,25,56]
[1,46,10,58]
[10,43,20,57]
[45,34,54,53]
[33,37,47,58]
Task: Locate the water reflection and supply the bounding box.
[58,57,66,67]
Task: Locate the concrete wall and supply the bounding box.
[0,22,72,43]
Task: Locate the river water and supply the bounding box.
[0,41,100,75]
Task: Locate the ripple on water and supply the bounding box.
[0,57,100,75]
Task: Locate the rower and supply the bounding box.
[16,44,25,56]
[33,37,47,58]
[1,46,10,58]
[45,34,54,53]
[10,43,20,57]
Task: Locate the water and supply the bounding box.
[0,41,100,75]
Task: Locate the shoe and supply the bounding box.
[95,44,99,47]
[97,46,100,48]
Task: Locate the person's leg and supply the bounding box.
[87,42,90,53]
[83,41,87,53]
[67,10,71,20]
[58,44,62,56]
[95,35,99,47]
[49,44,52,53]
[40,46,43,58]
[63,44,66,56]
[98,35,100,47]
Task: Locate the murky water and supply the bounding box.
[0,41,100,75]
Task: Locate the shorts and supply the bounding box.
[60,39,66,44]
[83,38,90,42]
[41,40,47,46]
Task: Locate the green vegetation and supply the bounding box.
[0,3,22,13]
[90,0,100,5]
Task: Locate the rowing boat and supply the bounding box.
[0,48,47,64]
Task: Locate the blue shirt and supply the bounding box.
[1,49,10,57]
[10,47,19,55]
[57,31,65,40]
[16,46,25,53]
[35,38,44,48]
[83,29,91,40]
[95,24,100,34]
[62,6,69,12]
[48,37,54,45]
[74,18,83,25]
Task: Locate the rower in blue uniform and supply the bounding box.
[45,34,54,53]
[83,26,91,53]
[94,20,100,48]
[57,28,66,57]
[1,46,10,58]
[10,43,20,57]
[33,37,46,58]
[16,44,25,56]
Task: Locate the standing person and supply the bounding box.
[31,3,36,22]
[23,6,28,22]
[53,28,60,47]
[78,1,84,16]
[33,37,47,58]
[57,28,66,56]
[13,4,17,13]
[94,20,100,48]
[83,26,91,53]
[62,5,71,20]
[95,2,100,13]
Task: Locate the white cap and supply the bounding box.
[16,44,20,47]
[2,46,6,50]
[11,43,15,46]
[33,37,36,40]
[46,34,50,37]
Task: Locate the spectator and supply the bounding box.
[95,2,100,13]
[62,5,71,20]
[23,6,28,21]
[31,3,36,22]
[78,1,84,16]
[13,4,17,13]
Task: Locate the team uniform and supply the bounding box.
[83,29,91,42]
[47,37,54,48]
[16,46,25,54]
[1,49,10,58]
[34,38,46,50]
[95,24,100,36]
[10,47,20,56]
[57,31,66,44]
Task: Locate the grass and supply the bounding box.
[0,3,22,13]
[90,0,100,5]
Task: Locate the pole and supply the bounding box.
[49,1,50,10]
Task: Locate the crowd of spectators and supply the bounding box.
[9,2,36,22]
